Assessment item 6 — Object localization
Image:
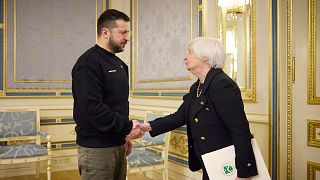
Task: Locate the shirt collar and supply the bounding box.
[95,44,116,57]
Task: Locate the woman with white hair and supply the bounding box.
[139,37,258,180]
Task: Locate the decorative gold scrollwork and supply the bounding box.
[170,135,188,154]
[69,130,76,135]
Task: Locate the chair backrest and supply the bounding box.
[142,112,166,146]
[0,109,39,138]
[127,111,171,176]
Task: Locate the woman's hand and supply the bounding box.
[138,122,152,132]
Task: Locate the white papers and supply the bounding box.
[201,138,270,180]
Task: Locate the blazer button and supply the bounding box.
[200,101,204,105]
[200,136,206,141]
[194,118,199,123]
[205,107,210,111]
[247,163,252,167]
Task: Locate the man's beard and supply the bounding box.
[109,37,124,53]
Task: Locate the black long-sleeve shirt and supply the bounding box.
[72,44,132,148]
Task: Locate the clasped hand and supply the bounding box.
[124,121,152,156]
[127,121,152,139]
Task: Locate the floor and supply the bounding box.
[0,170,152,180]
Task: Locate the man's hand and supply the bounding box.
[127,121,144,139]
[124,137,132,156]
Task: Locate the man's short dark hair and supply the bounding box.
[97,9,130,36]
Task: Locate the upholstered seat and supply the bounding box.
[128,149,163,168]
[0,108,51,180]
[0,144,47,158]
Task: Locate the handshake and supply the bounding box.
[127,121,152,140]
[124,121,152,156]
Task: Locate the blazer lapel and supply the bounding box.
[186,80,208,120]
[189,95,207,119]
[184,82,197,118]
[187,68,222,119]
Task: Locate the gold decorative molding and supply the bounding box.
[307,119,320,148]
[244,89,253,99]
[129,115,144,120]
[201,0,206,36]
[287,0,293,179]
[40,116,74,125]
[130,89,189,100]
[217,0,256,102]
[102,0,107,11]
[45,141,77,150]
[250,0,257,103]
[169,151,188,162]
[308,0,320,104]
[307,161,320,180]
[268,0,272,173]
[69,129,76,136]
[170,134,188,154]
[137,77,193,84]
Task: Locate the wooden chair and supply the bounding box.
[0,108,51,179]
[127,111,171,180]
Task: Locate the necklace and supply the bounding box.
[196,82,202,97]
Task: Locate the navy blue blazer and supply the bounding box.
[149,68,258,178]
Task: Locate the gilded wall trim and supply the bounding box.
[307,161,320,180]
[250,0,257,103]
[40,116,74,125]
[308,0,320,104]
[216,0,257,102]
[43,141,77,150]
[201,0,206,36]
[1,0,6,94]
[170,134,188,155]
[286,0,293,179]
[307,119,320,148]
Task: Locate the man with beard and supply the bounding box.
[72,9,142,180]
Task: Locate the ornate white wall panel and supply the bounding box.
[308,0,320,104]
[2,0,104,97]
[131,0,199,93]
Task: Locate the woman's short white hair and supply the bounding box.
[188,37,225,69]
